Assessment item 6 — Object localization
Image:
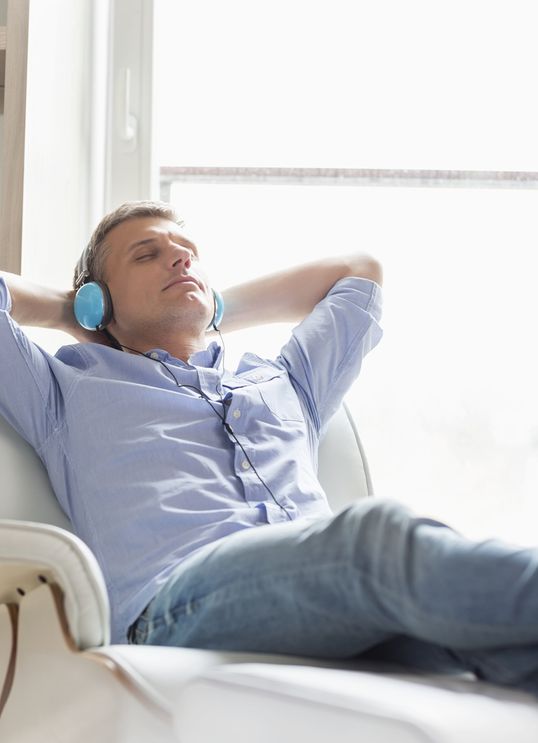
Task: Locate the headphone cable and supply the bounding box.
[102,329,293,521]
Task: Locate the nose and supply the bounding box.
[169,243,192,270]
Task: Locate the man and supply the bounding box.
[1,201,537,696]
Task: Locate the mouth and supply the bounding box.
[162,276,201,291]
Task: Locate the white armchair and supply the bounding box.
[1,406,537,743]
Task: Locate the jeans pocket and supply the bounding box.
[127,600,153,644]
[127,619,144,644]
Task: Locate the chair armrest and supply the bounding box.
[0,520,110,649]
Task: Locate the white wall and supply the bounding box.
[19,0,108,352]
[22,0,96,290]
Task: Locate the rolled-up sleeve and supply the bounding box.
[277,276,383,433]
[0,277,60,451]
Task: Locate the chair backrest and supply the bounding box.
[0,416,72,530]
[318,404,373,510]
[0,403,372,530]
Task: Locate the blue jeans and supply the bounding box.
[128,498,538,695]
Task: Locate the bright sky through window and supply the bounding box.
[155,0,538,171]
[153,0,538,543]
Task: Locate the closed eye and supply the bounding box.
[136,253,155,261]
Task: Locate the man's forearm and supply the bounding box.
[219,253,382,333]
[0,271,73,330]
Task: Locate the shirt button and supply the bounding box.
[150,352,159,360]
[241,460,250,470]
[232,409,241,419]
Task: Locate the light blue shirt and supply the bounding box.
[0,276,382,642]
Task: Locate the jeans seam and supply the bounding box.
[145,559,362,636]
[140,558,527,645]
[357,566,534,643]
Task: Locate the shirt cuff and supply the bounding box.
[0,277,13,314]
[328,276,383,324]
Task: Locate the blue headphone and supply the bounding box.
[73,244,224,332]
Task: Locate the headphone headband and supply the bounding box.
[74,243,224,332]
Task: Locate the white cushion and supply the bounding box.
[174,662,538,743]
[90,645,359,706]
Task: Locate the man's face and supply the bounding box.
[103,216,214,338]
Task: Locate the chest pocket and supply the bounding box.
[224,368,304,423]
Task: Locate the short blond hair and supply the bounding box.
[73,200,184,290]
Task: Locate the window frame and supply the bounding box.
[159,166,538,202]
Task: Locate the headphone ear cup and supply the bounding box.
[74,281,114,331]
[207,288,224,331]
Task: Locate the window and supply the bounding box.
[152,0,538,543]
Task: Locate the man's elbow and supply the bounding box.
[347,254,383,287]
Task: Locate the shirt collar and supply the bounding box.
[147,341,223,369]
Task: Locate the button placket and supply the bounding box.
[234,442,256,478]
[197,366,223,401]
